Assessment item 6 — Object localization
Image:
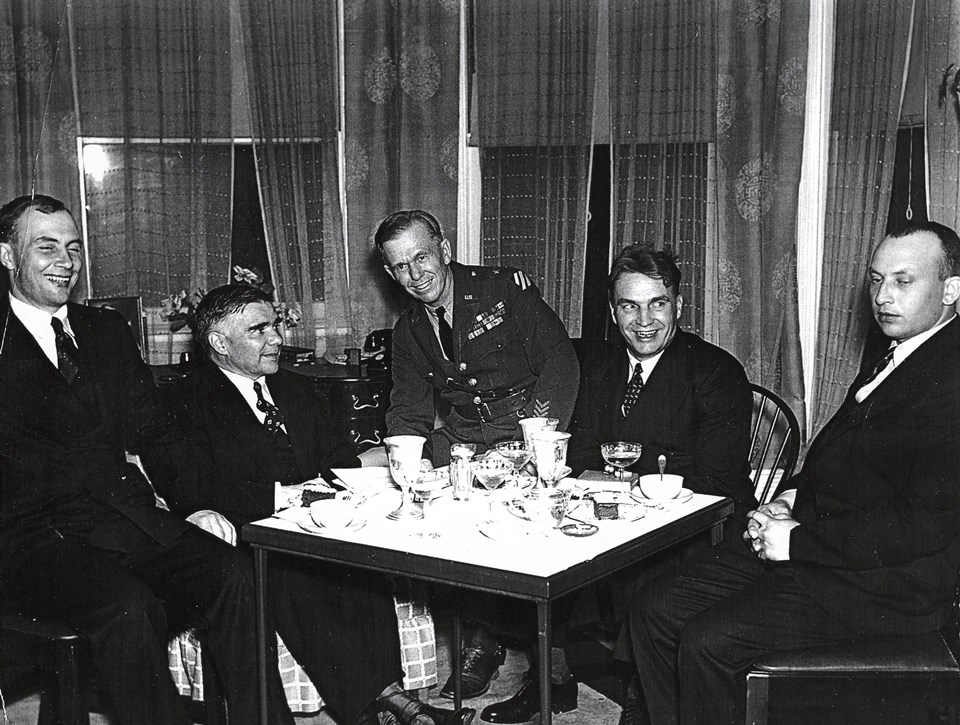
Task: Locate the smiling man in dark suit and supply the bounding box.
[166,283,473,725]
[630,222,960,725]
[488,245,757,724]
[0,194,291,724]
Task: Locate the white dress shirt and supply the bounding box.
[219,367,285,433]
[9,294,75,369]
[627,348,665,385]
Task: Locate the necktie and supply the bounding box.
[254,381,286,434]
[436,306,455,361]
[51,317,80,384]
[621,362,644,417]
[860,346,896,388]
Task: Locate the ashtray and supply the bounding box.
[560,522,598,537]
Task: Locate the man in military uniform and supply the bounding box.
[375,209,580,701]
[377,209,579,466]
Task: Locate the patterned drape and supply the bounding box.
[473,0,597,337]
[239,0,348,353]
[609,0,715,336]
[713,0,809,428]
[71,0,233,317]
[0,0,81,295]
[343,0,460,345]
[925,0,960,232]
[811,0,914,433]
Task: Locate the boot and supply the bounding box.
[378,683,475,725]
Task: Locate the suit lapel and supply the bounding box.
[617,334,691,442]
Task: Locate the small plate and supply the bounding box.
[296,518,367,535]
[630,487,694,506]
[560,522,598,537]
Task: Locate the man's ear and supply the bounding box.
[675,295,684,320]
[942,276,960,307]
[0,242,16,273]
[383,263,397,282]
[440,237,453,265]
[207,330,228,356]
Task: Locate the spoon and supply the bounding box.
[658,454,667,481]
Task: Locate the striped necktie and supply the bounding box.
[51,317,80,384]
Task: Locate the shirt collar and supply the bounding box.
[627,348,666,380]
[890,313,956,365]
[9,294,73,338]
[219,366,263,395]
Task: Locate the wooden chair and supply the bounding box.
[747,383,800,505]
[744,386,960,723]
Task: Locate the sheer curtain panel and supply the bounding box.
[239,0,348,353]
[472,0,597,337]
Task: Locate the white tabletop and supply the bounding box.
[256,467,725,579]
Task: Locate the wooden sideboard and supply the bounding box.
[281,361,391,453]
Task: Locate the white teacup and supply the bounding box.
[310,499,355,529]
[638,474,684,501]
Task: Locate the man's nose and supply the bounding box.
[408,262,424,281]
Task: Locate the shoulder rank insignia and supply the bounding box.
[513,271,531,290]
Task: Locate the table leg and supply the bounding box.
[254,547,269,725]
[537,599,552,725]
[711,520,724,546]
[453,589,463,711]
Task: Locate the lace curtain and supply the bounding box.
[473,0,597,338]
[0,0,81,296]
[71,0,233,362]
[811,0,914,433]
[342,0,461,344]
[609,0,715,336]
[238,0,348,354]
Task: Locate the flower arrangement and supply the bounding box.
[159,266,302,333]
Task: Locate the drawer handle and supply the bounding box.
[351,393,381,410]
[352,429,382,446]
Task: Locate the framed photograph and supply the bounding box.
[86,295,146,353]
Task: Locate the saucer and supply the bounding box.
[296,518,367,535]
[630,487,694,506]
[478,520,530,542]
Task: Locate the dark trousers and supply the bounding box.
[5,525,292,725]
[268,556,404,724]
[629,537,859,725]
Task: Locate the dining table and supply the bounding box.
[243,468,734,725]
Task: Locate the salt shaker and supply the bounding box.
[449,443,477,501]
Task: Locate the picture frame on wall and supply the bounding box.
[86,295,147,355]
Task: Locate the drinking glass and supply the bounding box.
[411,469,447,537]
[472,457,512,518]
[532,431,571,487]
[493,441,532,487]
[384,435,426,520]
[600,441,642,482]
[527,487,573,530]
[518,417,559,467]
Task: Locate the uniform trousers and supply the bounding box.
[4,523,292,725]
[629,537,860,725]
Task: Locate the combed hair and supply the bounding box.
[887,221,960,279]
[374,210,444,251]
[194,283,273,352]
[608,244,682,302]
[0,195,71,249]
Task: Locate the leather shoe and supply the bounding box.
[440,644,506,699]
[479,676,578,723]
[377,685,475,725]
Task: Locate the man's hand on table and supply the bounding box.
[187,509,237,545]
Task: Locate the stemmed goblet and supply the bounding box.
[384,435,425,520]
[493,441,532,487]
[531,431,571,488]
[472,457,512,519]
[600,441,642,482]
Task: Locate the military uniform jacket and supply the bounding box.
[386,261,579,462]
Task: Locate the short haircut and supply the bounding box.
[374,210,444,252]
[608,244,682,302]
[194,283,274,353]
[0,194,73,250]
[887,221,960,279]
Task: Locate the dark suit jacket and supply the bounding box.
[568,330,756,516]
[787,317,960,636]
[165,362,360,530]
[0,297,191,569]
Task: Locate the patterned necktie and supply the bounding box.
[436,305,455,361]
[253,381,286,434]
[51,317,80,384]
[621,362,644,417]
